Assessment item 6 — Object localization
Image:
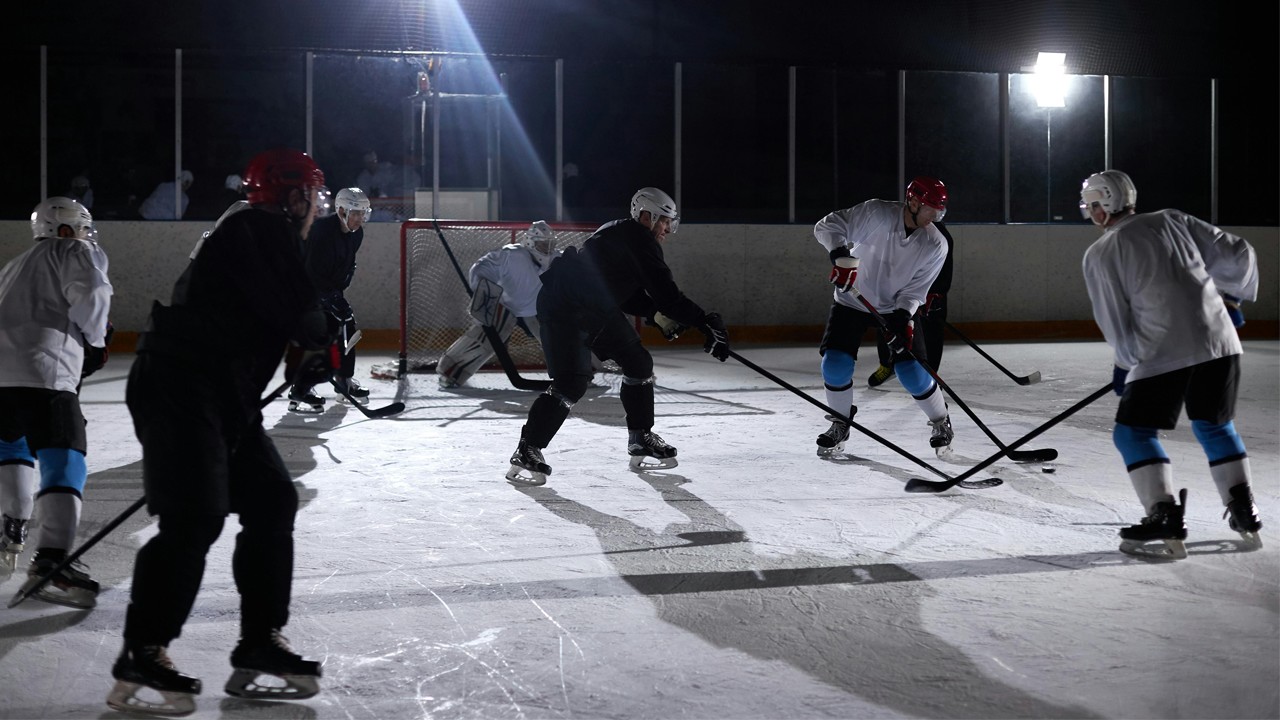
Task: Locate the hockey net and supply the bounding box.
[392,219,600,378]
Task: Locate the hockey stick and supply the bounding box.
[432,219,552,392]
[338,389,405,418]
[728,349,1002,490]
[9,379,295,608]
[944,321,1041,385]
[852,293,1057,463]
[904,382,1113,493]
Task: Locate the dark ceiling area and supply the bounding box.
[33,1,1277,79]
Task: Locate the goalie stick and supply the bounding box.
[852,292,1057,463]
[944,321,1041,385]
[432,219,552,392]
[904,383,1113,493]
[728,349,1002,491]
[11,379,296,608]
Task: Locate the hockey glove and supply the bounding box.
[884,309,915,357]
[80,321,114,378]
[700,312,730,362]
[922,292,945,317]
[286,342,341,386]
[829,256,859,294]
[1223,294,1245,328]
[647,311,688,341]
[320,292,354,323]
[1112,365,1128,396]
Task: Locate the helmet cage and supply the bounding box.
[522,220,555,261]
[31,197,94,241]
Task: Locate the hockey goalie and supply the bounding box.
[437,221,557,387]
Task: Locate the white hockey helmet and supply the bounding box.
[334,187,371,230]
[630,187,679,233]
[1079,170,1136,223]
[31,196,93,241]
[522,220,555,261]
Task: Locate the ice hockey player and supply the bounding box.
[289,186,372,412]
[867,218,954,387]
[811,177,953,457]
[506,187,730,485]
[0,197,113,606]
[438,221,558,387]
[109,148,332,716]
[1080,169,1262,559]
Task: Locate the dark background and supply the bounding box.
[9,0,1277,225]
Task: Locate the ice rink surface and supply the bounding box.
[1,340,1277,720]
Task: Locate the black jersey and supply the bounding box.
[543,218,706,328]
[303,213,363,295]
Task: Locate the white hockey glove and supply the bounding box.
[649,311,688,341]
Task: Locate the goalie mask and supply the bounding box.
[334,188,371,231]
[31,197,93,241]
[522,220,555,263]
[1079,170,1136,225]
[630,187,679,234]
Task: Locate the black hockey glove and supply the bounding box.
[80,321,114,378]
[320,292,354,323]
[1113,365,1128,396]
[646,311,688,341]
[700,312,730,362]
[285,342,340,386]
[922,292,945,317]
[884,309,915,358]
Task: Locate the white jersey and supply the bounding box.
[1082,209,1258,383]
[0,236,113,392]
[813,199,947,315]
[469,244,556,318]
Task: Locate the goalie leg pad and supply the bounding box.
[437,324,495,387]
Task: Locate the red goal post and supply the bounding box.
[396,219,601,377]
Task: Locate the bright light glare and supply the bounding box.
[1032,52,1067,108]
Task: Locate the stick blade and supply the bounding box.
[1017,371,1043,385]
[361,401,405,418]
[7,589,28,609]
[904,478,954,493]
[1009,448,1058,463]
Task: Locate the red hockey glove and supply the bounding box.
[829,257,859,293]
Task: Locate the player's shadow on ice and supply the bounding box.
[217,695,319,718]
[517,474,1103,719]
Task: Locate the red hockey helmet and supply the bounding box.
[906,176,948,213]
[242,148,326,206]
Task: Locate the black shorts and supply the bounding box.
[821,301,896,359]
[0,387,88,454]
[1116,354,1240,429]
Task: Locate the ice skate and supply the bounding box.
[867,364,895,388]
[815,410,852,456]
[333,377,370,404]
[929,415,954,459]
[225,629,321,700]
[1,515,28,572]
[19,551,98,608]
[287,387,325,414]
[1224,483,1263,550]
[1119,489,1188,559]
[506,439,550,486]
[628,430,678,471]
[107,644,202,717]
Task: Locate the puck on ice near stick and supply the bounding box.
[1042,465,1056,473]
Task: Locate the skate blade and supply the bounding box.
[225,668,320,700]
[1237,531,1263,551]
[1,550,17,572]
[505,465,547,487]
[106,679,198,717]
[287,402,325,415]
[1119,538,1188,560]
[629,455,679,471]
[19,576,97,609]
[816,441,846,456]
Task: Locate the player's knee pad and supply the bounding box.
[240,483,299,536]
[821,350,855,388]
[0,437,36,467]
[158,513,226,550]
[34,448,88,499]
[1113,423,1167,469]
[1191,419,1246,463]
[622,374,655,386]
[545,384,585,408]
[895,359,935,397]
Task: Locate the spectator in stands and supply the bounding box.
[139,170,194,220]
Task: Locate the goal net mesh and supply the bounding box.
[398,220,599,376]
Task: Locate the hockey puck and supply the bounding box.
[1042,465,1056,474]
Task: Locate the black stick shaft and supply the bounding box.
[727,349,955,480]
[944,321,1037,383]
